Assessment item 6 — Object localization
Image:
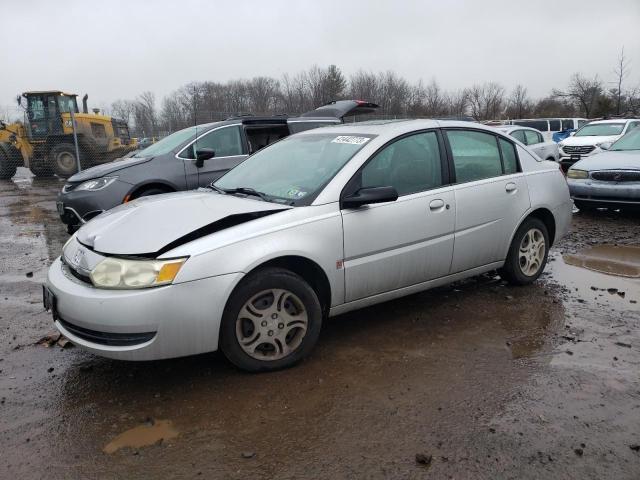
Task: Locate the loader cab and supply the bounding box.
[23,91,79,140]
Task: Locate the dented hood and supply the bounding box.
[76,191,290,256]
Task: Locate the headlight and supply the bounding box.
[90,257,187,289]
[567,169,588,179]
[76,177,118,191]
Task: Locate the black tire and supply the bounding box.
[573,200,595,213]
[499,217,550,286]
[220,268,323,372]
[29,157,54,177]
[0,143,19,179]
[49,143,81,178]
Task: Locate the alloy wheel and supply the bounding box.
[518,228,546,276]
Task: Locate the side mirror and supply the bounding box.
[195,148,215,168]
[16,95,21,107]
[599,142,612,151]
[341,186,398,209]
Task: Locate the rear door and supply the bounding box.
[179,125,248,188]
[444,129,530,273]
[341,130,455,302]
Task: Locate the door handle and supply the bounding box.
[505,182,517,193]
[429,199,445,211]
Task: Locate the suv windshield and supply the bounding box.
[133,126,197,157]
[575,123,625,137]
[611,128,640,151]
[214,133,375,205]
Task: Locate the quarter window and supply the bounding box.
[360,131,443,196]
[447,130,503,183]
[180,126,244,159]
[524,130,542,145]
[510,130,526,143]
[499,139,519,174]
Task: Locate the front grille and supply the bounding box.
[58,318,156,346]
[591,171,640,182]
[563,145,596,155]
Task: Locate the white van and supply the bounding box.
[506,118,588,142]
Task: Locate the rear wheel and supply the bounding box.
[49,143,81,178]
[220,268,322,372]
[0,143,19,179]
[499,218,549,285]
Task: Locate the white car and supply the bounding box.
[44,120,572,371]
[559,119,640,170]
[495,126,559,162]
[506,118,588,142]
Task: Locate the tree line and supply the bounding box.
[107,50,639,137]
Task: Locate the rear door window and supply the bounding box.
[561,119,575,130]
[549,119,561,131]
[510,130,526,143]
[446,130,503,183]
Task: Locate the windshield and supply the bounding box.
[214,133,375,205]
[575,123,625,137]
[133,126,197,157]
[611,127,640,151]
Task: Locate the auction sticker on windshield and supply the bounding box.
[331,136,370,145]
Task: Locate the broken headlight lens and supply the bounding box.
[76,176,118,191]
[566,169,588,179]
[90,257,187,289]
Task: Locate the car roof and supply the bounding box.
[297,119,498,139]
[586,119,639,125]
[495,125,537,133]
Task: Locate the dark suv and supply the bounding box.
[57,100,378,232]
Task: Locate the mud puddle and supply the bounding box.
[103,419,179,454]
[564,244,640,278]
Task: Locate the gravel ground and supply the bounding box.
[1,168,639,479]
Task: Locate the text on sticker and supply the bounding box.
[331,136,370,145]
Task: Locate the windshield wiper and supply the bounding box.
[207,184,227,195]
[222,187,271,202]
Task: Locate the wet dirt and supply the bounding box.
[1,168,639,479]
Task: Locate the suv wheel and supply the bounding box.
[220,268,322,372]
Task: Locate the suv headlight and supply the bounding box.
[567,169,588,179]
[90,257,187,289]
[76,177,118,191]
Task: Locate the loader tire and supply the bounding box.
[30,157,54,177]
[50,143,84,178]
[0,143,20,179]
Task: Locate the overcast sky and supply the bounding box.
[2,0,639,114]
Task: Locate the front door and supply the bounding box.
[180,125,248,188]
[444,129,530,273]
[341,130,455,302]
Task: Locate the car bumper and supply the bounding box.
[46,257,243,360]
[568,179,640,208]
[56,180,132,227]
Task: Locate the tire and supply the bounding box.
[220,268,323,372]
[29,157,54,177]
[0,143,19,179]
[499,217,549,286]
[573,200,595,213]
[49,143,81,178]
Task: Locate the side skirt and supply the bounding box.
[328,261,504,317]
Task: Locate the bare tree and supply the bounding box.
[466,82,505,120]
[505,84,531,119]
[613,47,630,115]
[423,79,448,116]
[553,74,603,118]
[446,89,469,117]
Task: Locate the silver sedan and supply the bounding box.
[45,120,572,371]
[567,127,640,211]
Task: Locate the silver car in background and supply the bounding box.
[45,120,572,372]
[495,126,560,162]
[567,126,640,211]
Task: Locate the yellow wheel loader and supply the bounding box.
[0,91,136,179]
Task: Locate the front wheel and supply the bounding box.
[49,143,81,178]
[499,218,549,285]
[220,268,322,372]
